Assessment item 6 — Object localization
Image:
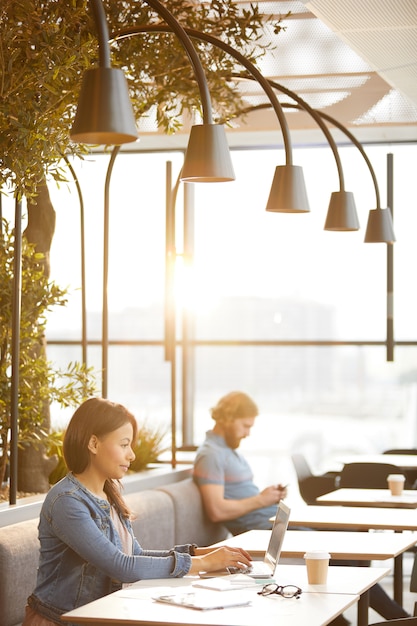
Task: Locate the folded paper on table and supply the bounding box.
[152,589,252,610]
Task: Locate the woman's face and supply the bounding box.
[90,422,136,480]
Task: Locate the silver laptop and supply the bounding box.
[236,500,291,578]
[202,501,290,580]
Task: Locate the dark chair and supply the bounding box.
[384,449,417,455]
[291,453,340,505]
[339,462,412,489]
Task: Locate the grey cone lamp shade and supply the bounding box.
[364,208,396,243]
[324,191,360,231]
[181,124,235,182]
[265,165,310,213]
[70,67,138,145]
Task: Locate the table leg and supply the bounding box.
[357,589,369,626]
[393,554,403,606]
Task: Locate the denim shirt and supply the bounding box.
[30,473,192,623]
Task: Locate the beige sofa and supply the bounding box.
[0,478,228,626]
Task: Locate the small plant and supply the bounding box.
[47,430,67,485]
[129,421,170,472]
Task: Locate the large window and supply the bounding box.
[3,141,417,479]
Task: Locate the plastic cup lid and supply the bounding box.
[387,474,405,481]
[304,550,331,559]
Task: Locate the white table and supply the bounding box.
[274,563,390,626]
[213,528,417,606]
[316,488,417,509]
[216,529,417,561]
[62,574,359,626]
[286,504,417,532]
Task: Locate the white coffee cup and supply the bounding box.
[387,474,406,496]
[303,550,331,584]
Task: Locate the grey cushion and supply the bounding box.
[0,518,39,626]
[125,489,175,550]
[157,478,229,547]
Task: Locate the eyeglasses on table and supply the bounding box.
[257,583,302,599]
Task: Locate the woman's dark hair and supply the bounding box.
[63,397,137,518]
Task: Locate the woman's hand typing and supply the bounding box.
[188,546,252,575]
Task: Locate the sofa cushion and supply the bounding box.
[157,478,229,547]
[0,518,39,626]
[125,488,175,550]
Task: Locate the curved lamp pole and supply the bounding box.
[239,96,395,361]
[98,17,311,401]
[231,73,359,228]
[231,73,395,244]
[72,0,240,398]
[113,24,310,214]
[63,156,88,366]
[317,108,395,243]
[266,79,395,243]
[111,24,313,461]
[71,0,234,182]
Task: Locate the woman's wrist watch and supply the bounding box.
[190,543,198,556]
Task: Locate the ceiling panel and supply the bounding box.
[135,0,417,149]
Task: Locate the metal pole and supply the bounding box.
[64,157,88,365]
[182,183,195,447]
[387,153,394,361]
[102,146,120,397]
[165,161,177,468]
[10,197,22,504]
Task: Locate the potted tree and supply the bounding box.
[0,0,284,495]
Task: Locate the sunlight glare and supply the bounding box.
[174,256,219,315]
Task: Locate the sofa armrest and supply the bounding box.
[0,519,39,626]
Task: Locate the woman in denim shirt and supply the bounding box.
[23,397,251,626]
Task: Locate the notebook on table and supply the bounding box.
[201,500,291,580]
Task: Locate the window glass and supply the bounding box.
[193,345,417,475]
[2,142,416,460]
[45,151,184,340]
[191,143,415,341]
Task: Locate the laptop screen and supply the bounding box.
[264,500,291,571]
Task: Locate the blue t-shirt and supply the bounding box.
[193,430,277,534]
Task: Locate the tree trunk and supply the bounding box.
[17,180,58,493]
[18,442,57,493]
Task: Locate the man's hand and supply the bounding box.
[259,483,288,506]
